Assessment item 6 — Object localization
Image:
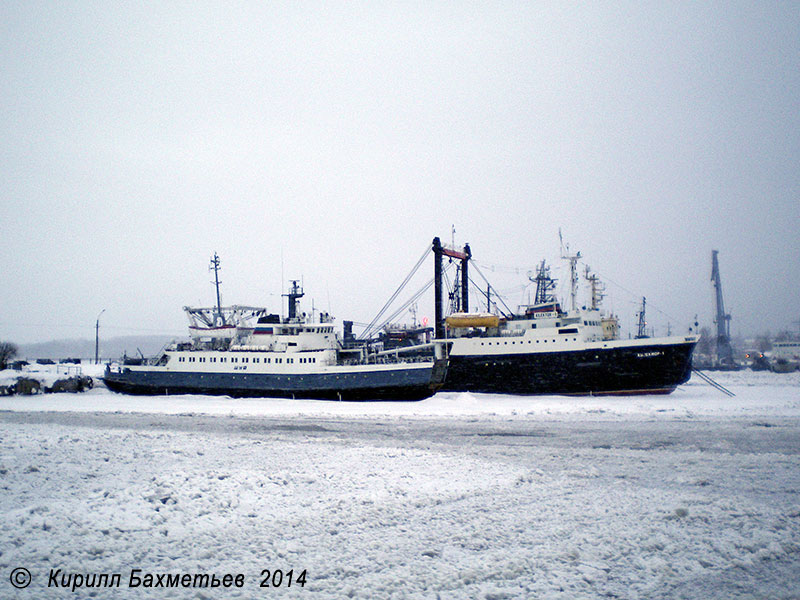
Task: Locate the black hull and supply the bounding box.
[103,362,445,402]
[443,341,696,396]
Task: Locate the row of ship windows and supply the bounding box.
[270,328,333,336]
[527,321,599,329]
[481,338,579,346]
[177,356,318,364]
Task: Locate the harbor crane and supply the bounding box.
[711,250,736,368]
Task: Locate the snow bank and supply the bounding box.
[0,369,798,420]
[0,363,90,389]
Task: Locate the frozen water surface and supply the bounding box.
[0,370,798,598]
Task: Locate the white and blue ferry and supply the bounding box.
[104,258,446,401]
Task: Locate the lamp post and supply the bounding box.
[95,309,105,364]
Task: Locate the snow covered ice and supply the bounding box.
[0,369,799,599]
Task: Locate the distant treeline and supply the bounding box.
[18,335,174,361]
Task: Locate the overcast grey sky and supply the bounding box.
[2,1,798,345]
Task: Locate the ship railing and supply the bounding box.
[373,342,436,357]
[340,354,434,366]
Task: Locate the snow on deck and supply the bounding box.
[0,370,798,598]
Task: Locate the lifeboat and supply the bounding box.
[445,313,500,328]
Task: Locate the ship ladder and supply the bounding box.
[692,369,736,397]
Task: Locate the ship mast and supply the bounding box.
[559,230,581,311]
[584,265,605,310]
[636,296,647,338]
[210,253,225,326]
[530,260,557,305]
[283,280,305,321]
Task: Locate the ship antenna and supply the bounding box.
[210,252,224,326]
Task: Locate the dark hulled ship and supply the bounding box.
[431,237,698,396]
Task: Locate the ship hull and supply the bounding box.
[103,361,446,401]
[443,339,696,396]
